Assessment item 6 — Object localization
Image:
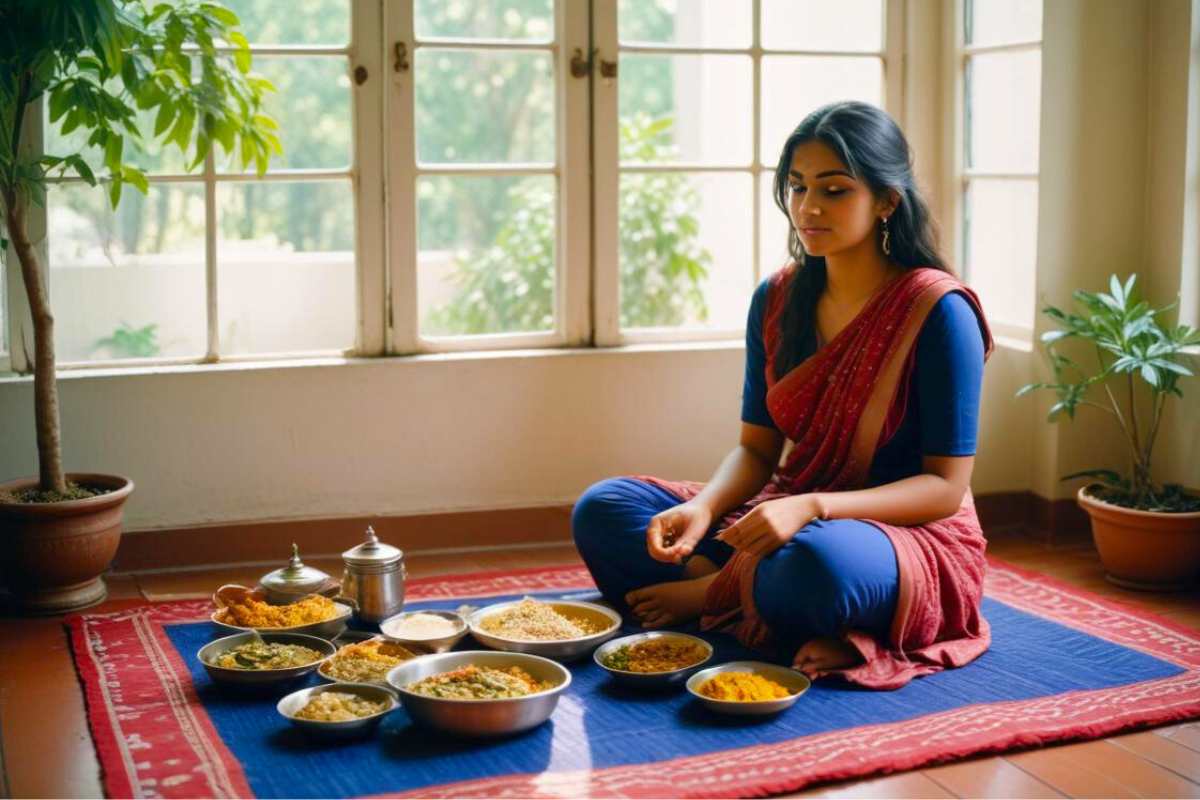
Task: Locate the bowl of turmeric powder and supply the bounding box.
[686,661,810,716]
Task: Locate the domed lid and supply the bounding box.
[342,525,403,567]
[260,543,332,595]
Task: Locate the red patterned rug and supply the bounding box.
[68,560,1200,798]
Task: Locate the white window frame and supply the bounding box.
[945,0,1041,343]
[384,0,590,354]
[592,0,905,347]
[5,2,384,372]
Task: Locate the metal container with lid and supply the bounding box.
[338,525,406,624]
[259,543,337,604]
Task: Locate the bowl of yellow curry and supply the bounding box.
[685,660,810,716]
[199,631,336,687]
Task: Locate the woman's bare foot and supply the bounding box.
[792,637,863,676]
[625,572,718,629]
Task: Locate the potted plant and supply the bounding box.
[1018,274,1200,590]
[0,0,278,613]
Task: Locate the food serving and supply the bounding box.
[319,638,418,683]
[211,639,325,671]
[601,637,708,673]
[294,690,389,722]
[381,611,461,640]
[214,591,337,629]
[405,664,554,700]
[477,597,604,641]
[697,671,794,701]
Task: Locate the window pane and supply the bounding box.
[620,55,752,165]
[762,0,884,52]
[217,181,356,355]
[48,182,207,362]
[416,49,554,164]
[964,178,1038,329]
[415,0,553,41]
[618,0,751,48]
[760,171,792,281]
[966,0,1042,46]
[966,51,1040,173]
[418,175,556,336]
[620,171,752,330]
[45,87,190,175]
[761,56,883,165]
[221,56,352,172]
[219,0,349,45]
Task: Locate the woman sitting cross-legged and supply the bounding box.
[572,101,994,690]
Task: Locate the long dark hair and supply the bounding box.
[771,101,950,378]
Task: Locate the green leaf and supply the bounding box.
[104,133,124,173]
[69,156,97,186]
[1109,274,1124,307]
[201,3,241,27]
[153,101,177,136]
[1140,363,1159,386]
[108,174,123,208]
[1040,330,1071,344]
[121,165,149,194]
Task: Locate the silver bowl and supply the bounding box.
[467,599,621,661]
[198,631,336,687]
[210,601,353,640]
[386,650,570,737]
[316,636,423,687]
[593,631,713,689]
[277,682,399,741]
[379,609,469,653]
[685,660,811,716]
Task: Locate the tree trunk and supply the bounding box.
[5,193,66,493]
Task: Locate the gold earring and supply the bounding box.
[881,216,891,256]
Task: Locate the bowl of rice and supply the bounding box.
[385,650,570,737]
[379,609,469,653]
[467,597,621,661]
[277,682,399,740]
[685,660,810,716]
[594,631,713,689]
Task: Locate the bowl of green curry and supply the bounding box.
[198,631,336,687]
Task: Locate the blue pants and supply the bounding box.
[572,478,899,645]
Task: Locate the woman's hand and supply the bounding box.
[645,501,714,564]
[715,495,823,558]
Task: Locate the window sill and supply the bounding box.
[0,339,747,384]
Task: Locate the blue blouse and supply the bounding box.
[741,278,986,486]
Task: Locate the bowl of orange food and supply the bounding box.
[317,635,421,685]
[685,660,810,716]
[211,584,352,640]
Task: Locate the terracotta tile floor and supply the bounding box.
[2,534,1199,798]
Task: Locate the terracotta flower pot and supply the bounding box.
[0,473,134,614]
[1077,484,1200,591]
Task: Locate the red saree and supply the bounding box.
[639,264,995,690]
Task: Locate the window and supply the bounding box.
[14,0,903,369]
[594,0,898,345]
[33,0,372,367]
[957,0,1043,337]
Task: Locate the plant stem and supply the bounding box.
[4,190,66,494]
[1126,372,1145,497]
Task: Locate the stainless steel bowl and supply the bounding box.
[316,636,423,687]
[379,609,469,653]
[467,599,621,661]
[277,682,399,741]
[685,660,811,716]
[386,650,570,737]
[209,601,353,640]
[593,631,713,689]
[198,631,336,687]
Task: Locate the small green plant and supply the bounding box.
[1017,274,1200,512]
[95,321,159,358]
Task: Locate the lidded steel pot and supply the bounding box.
[339,525,406,624]
[259,543,337,604]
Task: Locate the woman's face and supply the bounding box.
[786,140,888,259]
